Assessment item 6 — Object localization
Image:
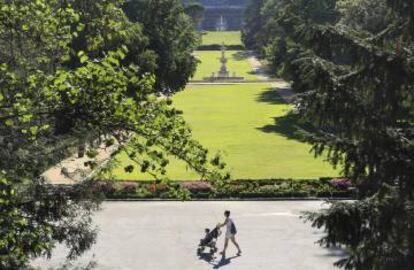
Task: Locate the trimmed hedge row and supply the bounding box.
[94,178,354,200]
[197,44,245,51]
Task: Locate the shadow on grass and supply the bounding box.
[256,88,317,142]
[258,113,319,142]
[231,51,249,61]
[256,88,287,105]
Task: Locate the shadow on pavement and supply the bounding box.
[212,255,240,269]
[323,246,348,258]
[198,252,241,269]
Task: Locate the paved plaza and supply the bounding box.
[32,201,344,270]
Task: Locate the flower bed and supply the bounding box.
[93,178,355,200]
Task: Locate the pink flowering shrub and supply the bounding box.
[149,183,169,194]
[330,178,353,189]
[120,182,138,194]
[181,181,212,192]
[93,181,116,194]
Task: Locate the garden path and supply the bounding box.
[247,52,296,103]
[32,201,345,270]
[42,141,119,185]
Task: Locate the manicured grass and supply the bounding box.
[192,50,258,80]
[109,83,338,180]
[201,31,242,46]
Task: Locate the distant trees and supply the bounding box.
[242,0,266,50]
[0,0,224,268]
[123,0,200,93]
[243,0,414,269]
[184,1,206,27]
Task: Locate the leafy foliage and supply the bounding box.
[0,0,225,267]
[243,0,414,269]
[304,186,414,269]
[184,0,206,26]
[123,0,200,92]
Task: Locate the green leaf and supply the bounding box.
[5,119,13,126]
[77,51,89,64]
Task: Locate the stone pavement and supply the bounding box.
[32,201,344,270]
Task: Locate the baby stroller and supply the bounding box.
[197,227,221,256]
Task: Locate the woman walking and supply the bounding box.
[217,210,242,257]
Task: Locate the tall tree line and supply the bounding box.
[0,0,226,268]
[243,0,414,269]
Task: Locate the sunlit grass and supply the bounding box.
[109,83,338,180]
[201,31,242,46]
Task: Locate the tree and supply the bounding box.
[242,0,266,51]
[244,0,414,268]
[123,0,200,93]
[54,0,157,135]
[184,1,205,27]
[243,0,339,92]
[337,0,392,34]
[0,0,225,268]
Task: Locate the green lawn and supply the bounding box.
[201,31,242,46]
[109,83,338,180]
[192,50,258,80]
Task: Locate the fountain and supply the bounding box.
[218,44,229,77]
[216,15,227,31]
[203,44,245,82]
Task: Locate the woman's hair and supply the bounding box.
[224,210,231,217]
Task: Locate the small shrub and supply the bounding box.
[137,186,154,198]
[330,178,353,190]
[181,181,212,193]
[165,182,191,200]
[120,182,138,194]
[148,183,169,194]
[258,185,279,194]
[93,181,116,194]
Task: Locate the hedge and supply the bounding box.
[197,44,245,51]
[93,178,355,200]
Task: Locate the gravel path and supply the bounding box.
[247,53,296,103]
[42,141,119,185]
